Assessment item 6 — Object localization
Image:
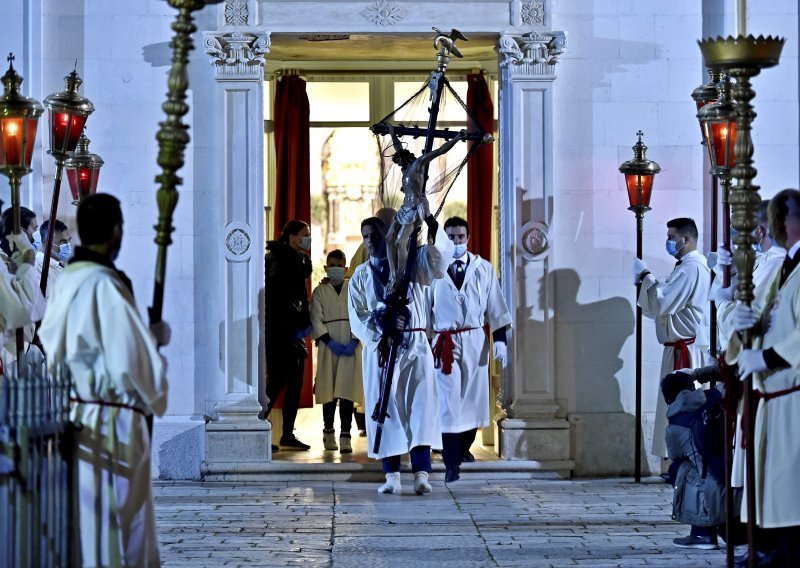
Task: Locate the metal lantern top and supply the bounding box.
[697,75,736,174]
[43,67,94,159]
[0,53,44,175]
[619,131,661,213]
[691,69,722,111]
[698,35,784,70]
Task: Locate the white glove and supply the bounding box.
[716,247,733,266]
[709,284,735,304]
[7,232,34,256]
[732,303,758,332]
[737,349,767,379]
[632,258,647,284]
[493,342,508,369]
[150,320,172,347]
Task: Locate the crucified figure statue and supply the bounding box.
[383,122,468,293]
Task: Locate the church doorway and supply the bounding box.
[262,35,500,465]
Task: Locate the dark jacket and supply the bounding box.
[666,386,726,527]
[264,240,311,343]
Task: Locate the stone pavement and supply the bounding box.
[155,477,729,567]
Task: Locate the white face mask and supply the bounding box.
[452,243,467,258]
[32,231,42,251]
[326,266,345,282]
[299,236,312,250]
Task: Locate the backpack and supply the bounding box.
[690,388,725,481]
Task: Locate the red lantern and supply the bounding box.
[698,75,736,174]
[64,134,104,203]
[619,131,661,214]
[44,69,94,160]
[0,56,43,173]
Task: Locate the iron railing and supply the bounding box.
[0,361,72,567]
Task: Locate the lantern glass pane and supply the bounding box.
[23,117,38,168]
[625,173,653,209]
[0,117,24,167]
[66,168,80,201]
[711,120,736,170]
[49,110,87,155]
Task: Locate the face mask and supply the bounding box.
[326,267,345,282]
[299,236,312,250]
[32,231,42,251]
[452,243,467,258]
[665,238,683,258]
[56,242,72,262]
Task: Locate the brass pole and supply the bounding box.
[150,0,211,325]
[9,173,25,367]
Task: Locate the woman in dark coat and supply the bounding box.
[265,220,312,449]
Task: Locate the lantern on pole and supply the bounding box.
[40,68,94,295]
[619,130,660,484]
[0,53,43,364]
[698,75,736,288]
[64,134,103,204]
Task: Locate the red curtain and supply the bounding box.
[271,74,314,409]
[273,74,311,238]
[466,71,494,262]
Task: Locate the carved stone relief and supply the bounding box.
[498,31,566,76]
[224,0,249,26]
[204,31,271,79]
[360,1,407,27]
[520,0,545,25]
[223,222,255,262]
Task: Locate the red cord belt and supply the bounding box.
[664,337,696,370]
[432,328,479,375]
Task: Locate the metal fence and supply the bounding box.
[0,361,72,567]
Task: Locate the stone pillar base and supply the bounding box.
[496,417,574,476]
[204,399,272,473]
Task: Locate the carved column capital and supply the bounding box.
[498,31,566,77]
[203,31,271,80]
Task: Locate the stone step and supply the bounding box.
[200,459,575,482]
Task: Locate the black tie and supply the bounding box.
[779,251,800,288]
[450,260,465,290]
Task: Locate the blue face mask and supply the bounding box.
[452,243,467,258]
[55,242,72,262]
[754,241,763,254]
[299,236,312,250]
[326,266,345,282]
[32,231,42,251]
[665,238,683,258]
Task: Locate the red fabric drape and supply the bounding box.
[466,71,494,262]
[271,74,313,409]
[273,74,311,238]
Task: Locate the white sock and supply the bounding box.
[378,472,401,494]
[413,471,431,495]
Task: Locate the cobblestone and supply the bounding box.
[155,477,730,567]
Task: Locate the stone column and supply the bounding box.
[496,31,573,472]
[202,29,273,473]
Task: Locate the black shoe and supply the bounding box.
[462,451,475,463]
[734,549,781,568]
[432,449,442,454]
[445,466,460,483]
[660,472,675,485]
[672,535,718,550]
[271,444,279,453]
[280,436,311,450]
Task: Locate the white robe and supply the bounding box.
[727,244,800,528]
[348,226,453,459]
[39,261,168,567]
[638,250,711,457]
[714,246,786,352]
[310,282,364,406]
[0,257,46,370]
[427,252,512,433]
[35,250,64,299]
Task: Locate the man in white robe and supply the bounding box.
[0,230,46,372]
[349,214,453,495]
[427,216,511,482]
[633,217,711,458]
[727,189,800,563]
[39,194,170,568]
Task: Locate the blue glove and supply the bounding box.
[293,326,312,341]
[328,341,346,357]
[342,339,359,357]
